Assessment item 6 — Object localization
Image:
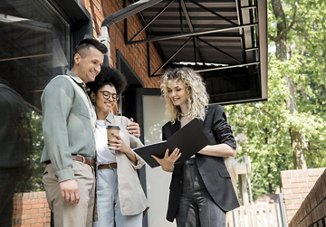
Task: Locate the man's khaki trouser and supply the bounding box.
[43,161,95,227]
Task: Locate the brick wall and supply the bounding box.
[83,0,162,88]
[288,169,326,227]
[12,191,51,227]
[281,168,325,224]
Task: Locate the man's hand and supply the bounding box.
[152,148,181,172]
[127,118,141,138]
[59,179,80,204]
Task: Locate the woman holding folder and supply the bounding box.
[87,66,148,227]
[152,67,239,227]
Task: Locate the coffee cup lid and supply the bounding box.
[107,125,120,130]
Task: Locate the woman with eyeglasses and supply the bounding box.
[87,66,148,227]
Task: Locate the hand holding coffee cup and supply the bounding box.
[107,125,120,151]
[107,125,120,142]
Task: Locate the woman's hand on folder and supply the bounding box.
[151,148,181,172]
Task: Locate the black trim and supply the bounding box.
[116,50,144,87]
[53,0,91,22]
[51,0,93,63]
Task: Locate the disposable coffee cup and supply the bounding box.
[107,125,120,141]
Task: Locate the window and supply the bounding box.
[0,0,70,110]
[0,0,91,193]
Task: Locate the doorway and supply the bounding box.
[135,89,176,227]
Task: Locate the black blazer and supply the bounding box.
[162,104,240,222]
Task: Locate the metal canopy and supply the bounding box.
[103,0,267,104]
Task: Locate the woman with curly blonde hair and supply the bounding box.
[152,67,239,227]
[160,67,209,123]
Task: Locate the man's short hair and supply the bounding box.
[73,38,108,58]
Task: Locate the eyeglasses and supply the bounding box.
[98,91,119,101]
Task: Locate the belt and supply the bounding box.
[98,163,117,170]
[72,155,95,166]
[44,154,95,167]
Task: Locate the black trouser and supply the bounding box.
[176,159,226,227]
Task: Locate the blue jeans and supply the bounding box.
[93,168,142,227]
[176,159,226,227]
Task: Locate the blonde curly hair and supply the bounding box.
[160,67,209,123]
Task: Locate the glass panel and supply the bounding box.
[0,1,72,226]
[142,95,176,227]
[0,0,69,196]
[0,0,70,111]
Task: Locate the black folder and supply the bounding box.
[134,119,209,168]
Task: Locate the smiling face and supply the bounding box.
[166,79,189,108]
[93,84,118,119]
[73,46,104,83]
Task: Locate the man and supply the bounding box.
[41,39,107,227]
[0,79,32,227]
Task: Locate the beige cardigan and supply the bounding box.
[106,114,148,215]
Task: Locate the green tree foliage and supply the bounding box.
[25,111,44,191]
[20,111,44,192]
[226,0,326,199]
